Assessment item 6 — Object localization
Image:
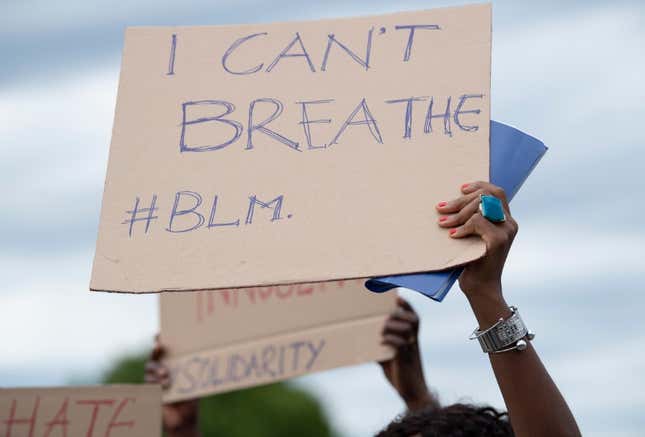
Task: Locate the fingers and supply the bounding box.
[391,308,418,325]
[461,181,510,213]
[150,334,166,361]
[396,297,416,315]
[384,319,414,335]
[436,182,518,239]
[436,181,511,217]
[438,196,480,228]
[382,299,419,348]
[449,213,517,252]
[382,334,409,348]
[392,298,419,329]
[147,334,171,388]
[436,190,481,215]
[144,361,171,389]
[449,213,495,240]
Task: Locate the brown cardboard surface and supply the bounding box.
[91,4,491,293]
[160,279,397,354]
[163,314,392,402]
[0,385,161,436]
[160,279,397,401]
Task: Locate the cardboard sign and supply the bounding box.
[91,4,491,293]
[0,385,161,436]
[159,280,397,402]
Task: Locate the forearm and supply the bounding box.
[395,351,441,412]
[467,291,581,437]
[405,383,440,412]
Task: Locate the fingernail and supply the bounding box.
[449,228,457,235]
[461,183,470,190]
[437,201,447,208]
[439,216,448,222]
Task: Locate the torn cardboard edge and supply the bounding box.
[90,248,484,294]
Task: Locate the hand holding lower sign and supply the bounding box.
[145,337,200,437]
[436,181,518,300]
[379,298,438,412]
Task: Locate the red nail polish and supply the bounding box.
[437,201,447,208]
[449,228,457,235]
[439,216,448,222]
[461,183,470,190]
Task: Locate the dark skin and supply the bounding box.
[437,181,581,437]
[145,305,432,434]
[379,297,439,412]
[144,337,200,437]
[147,181,581,437]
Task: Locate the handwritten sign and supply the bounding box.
[159,280,397,402]
[0,385,161,436]
[91,4,491,293]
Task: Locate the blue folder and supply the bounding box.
[365,121,547,301]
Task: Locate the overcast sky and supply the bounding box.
[1,1,644,436]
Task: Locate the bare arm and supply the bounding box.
[145,336,201,437]
[379,297,439,412]
[468,292,580,437]
[437,181,581,437]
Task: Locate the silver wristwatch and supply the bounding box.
[469,306,535,353]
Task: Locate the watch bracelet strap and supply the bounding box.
[473,308,528,353]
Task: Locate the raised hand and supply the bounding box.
[145,336,200,437]
[379,297,438,412]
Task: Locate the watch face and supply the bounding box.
[498,324,519,342]
[495,314,525,345]
[478,310,528,353]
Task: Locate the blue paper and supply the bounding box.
[365,121,547,301]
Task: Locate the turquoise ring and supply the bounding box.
[479,194,506,223]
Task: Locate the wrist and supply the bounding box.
[461,279,502,298]
[467,291,511,329]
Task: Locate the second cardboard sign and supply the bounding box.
[160,280,397,402]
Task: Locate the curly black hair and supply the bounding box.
[376,403,514,437]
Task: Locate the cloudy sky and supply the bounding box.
[1,0,644,435]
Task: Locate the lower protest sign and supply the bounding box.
[159,280,397,402]
[0,385,161,436]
